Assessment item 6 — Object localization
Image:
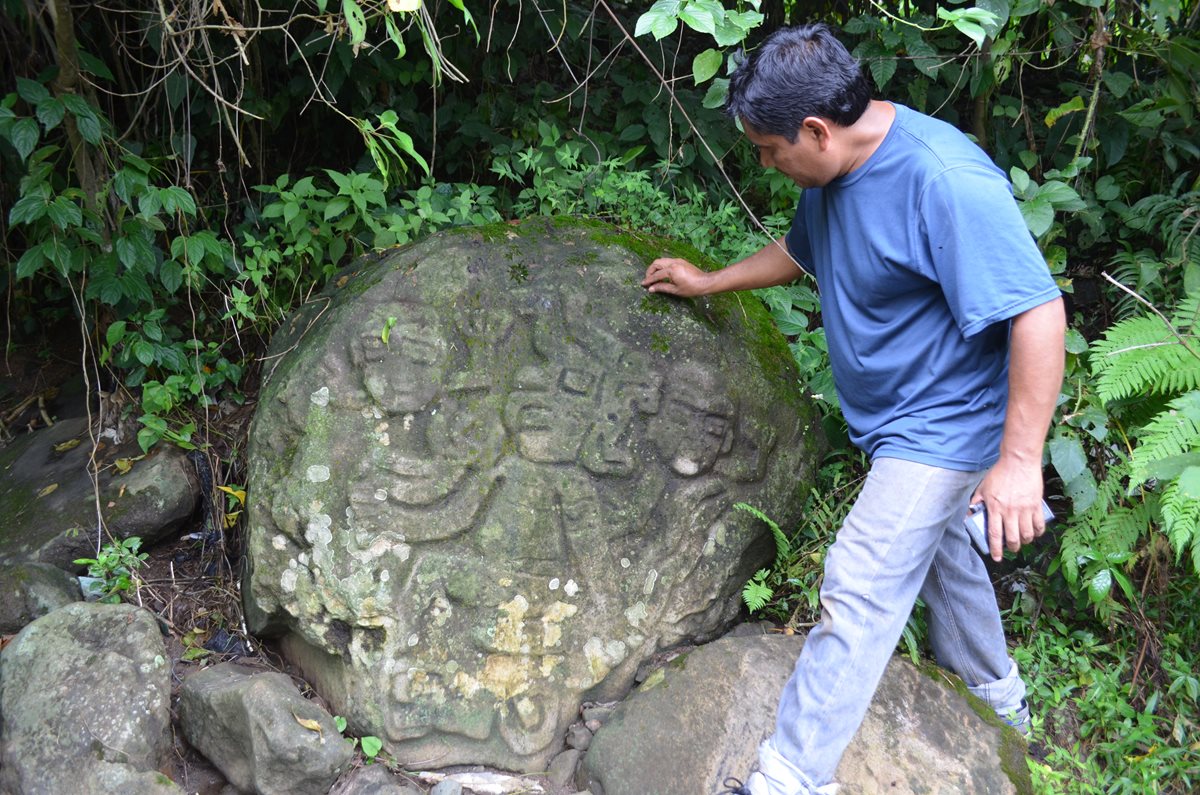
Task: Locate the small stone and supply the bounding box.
[548,749,582,789]
[585,719,602,732]
[430,781,463,795]
[582,704,615,723]
[566,723,593,751]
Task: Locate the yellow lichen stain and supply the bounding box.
[540,600,578,648]
[479,654,534,701]
[405,669,448,705]
[452,669,481,699]
[584,637,610,683]
[494,594,530,654]
[540,655,563,678]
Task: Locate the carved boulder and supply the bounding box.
[243,218,823,771]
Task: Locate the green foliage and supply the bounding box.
[74,537,149,603]
[333,715,385,763]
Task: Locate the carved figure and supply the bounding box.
[244,222,821,772]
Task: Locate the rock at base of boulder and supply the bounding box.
[332,765,424,795]
[579,635,1032,795]
[0,603,176,795]
[0,416,199,569]
[178,661,353,795]
[0,561,80,633]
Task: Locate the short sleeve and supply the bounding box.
[919,166,1060,338]
[785,195,814,275]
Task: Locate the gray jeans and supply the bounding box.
[753,457,1027,794]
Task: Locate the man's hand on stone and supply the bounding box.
[970,455,1046,562]
[642,257,712,297]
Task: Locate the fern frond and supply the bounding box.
[742,570,773,613]
[1160,481,1200,566]
[1091,316,1200,402]
[734,502,790,562]
[1130,391,1200,484]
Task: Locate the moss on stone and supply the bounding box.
[917,660,1034,795]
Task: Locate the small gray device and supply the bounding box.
[965,501,1055,556]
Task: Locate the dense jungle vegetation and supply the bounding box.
[1,0,1198,791]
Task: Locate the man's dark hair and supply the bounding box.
[726,24,872,141]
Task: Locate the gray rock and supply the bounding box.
[580,635,1032,795]
[430,781,463,795]
[566,723,592,751]
[333,764,423,795]
[549,748,582,789]
[0,603,177,795]
[0,560,80,633]
[243,219,823,772]
[0,416,198,569]
[178,661,352,795]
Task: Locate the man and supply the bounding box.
[640,24,1065,795]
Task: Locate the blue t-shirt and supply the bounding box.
[786,103,1060,471]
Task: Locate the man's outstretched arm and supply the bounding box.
[642,236,802,297]
[972,296,1067,561]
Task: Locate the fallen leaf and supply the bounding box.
[336,275,350,288]
[217,485,246,504]
[107,501,116,508]
[293,712,323,736]
[118,485,126,498]
[114,458,133,474]
[54,438,81,452]
[181,646,212,661]
[37,483,58,498]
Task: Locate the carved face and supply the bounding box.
[647,364,734,476]
[351,306,450,414]
[505,364,602,463]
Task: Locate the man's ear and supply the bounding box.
[801,117,834,150]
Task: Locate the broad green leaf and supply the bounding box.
[1142,454,1200,483]
[1044,95,1085,128]
[1103,71,1135,99]
[1018,196,1054,236]
[360,735,383,758]
[702,78,728,109]
[343,0,367,45]
[869,57,897,90]
[133,339,156,366]
[46,197,82,229]
[953,19,987,48]
[1094,174,1120,202]
[976,0,1011,38]
[1065,328,1088,355]
[692,49,722,85]
[106,321,128,347]
[1038,180,1086,210]
[726,9,764,32]
[1087,568,1112,603]
[1065,469,1098,512]
[16,78,50,106]
[36,98,66,132]
[15,246,47,279]
[325,196,350,219]
[9,191,45,226]
[634,0,681,40]
[11,117,39,160]
[76,111,102,145]
[78,50,116,81]
[384,14,407,58]
[1049,435,1088,483]
[1178,466,1200,499]
[160,260,184,294]
[679,1,720,36]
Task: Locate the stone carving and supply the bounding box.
[244,219,823,772]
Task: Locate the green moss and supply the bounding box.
[917,660,1034,795]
